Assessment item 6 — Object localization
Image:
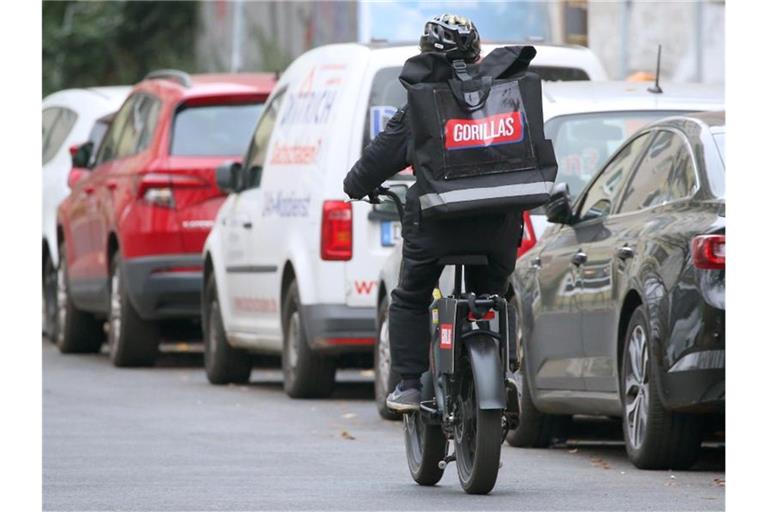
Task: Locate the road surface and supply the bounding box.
[43,341,725,511]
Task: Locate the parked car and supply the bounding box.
[55,70,276,366]
[201,42,603,398]
[374,80,723,419]
[42,86,130,341]
[509,112,725,469]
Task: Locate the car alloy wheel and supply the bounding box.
[624,323,650,450]
[109,269,122,351]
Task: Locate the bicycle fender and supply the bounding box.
[467,337,506,410]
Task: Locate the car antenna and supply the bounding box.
[648,44,663,94]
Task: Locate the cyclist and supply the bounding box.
[344,14,525,412]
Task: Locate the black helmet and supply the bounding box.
[419,14,481,62]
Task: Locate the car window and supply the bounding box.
[241,91,285,190]
[115,94,161,158]
[43,107,77,165]
[617,130,696,213]
[713,132,726,162]
[578,133,651,221]
[171,103,264,156]
[42,107,60,162]
[544,111,685,201]
[94,95,136,166]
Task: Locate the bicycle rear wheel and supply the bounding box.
[455,360,503,494]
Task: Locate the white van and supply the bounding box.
[202,42,608,398]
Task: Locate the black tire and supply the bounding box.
[375,294,399,420]
[42,251,58,342]
[506,365,568,448]
[506,301,567,448]
[404,410,447,486]
[55,242,104,353]
[455,358,503,495]
[621,307,702,469]
[281,281,336,398]
[108,251,159,367]
[203,273,251,384]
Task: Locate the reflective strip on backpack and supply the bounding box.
[419,181,554,211]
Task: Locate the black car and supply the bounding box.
[509,112,725,469]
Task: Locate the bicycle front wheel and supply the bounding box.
[455,361,503,494]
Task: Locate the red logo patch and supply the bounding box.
[440,323,453,349]
[445,111,524,150]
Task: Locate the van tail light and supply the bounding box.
[321,200,352,261]
[691,234,725,270]
[518,211,537,257]
[136,173,207,208]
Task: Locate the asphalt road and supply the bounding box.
[43,340,725,511]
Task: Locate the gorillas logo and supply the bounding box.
[445,112,525,150]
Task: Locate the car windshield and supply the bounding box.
[544,111,686,199]
[171,103,265,156]
[365,65,594,179]
[713,132,726,162]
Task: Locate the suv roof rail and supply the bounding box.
[144,69,192,88]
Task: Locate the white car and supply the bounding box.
[201,42,609,398]
[374,80,724,418]
[42,86,130,339]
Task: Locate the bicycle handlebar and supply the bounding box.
[350,186,406,224]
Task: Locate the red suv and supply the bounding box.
[56,70,275,366]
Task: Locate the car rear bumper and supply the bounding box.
[122,254,204,321]
[661,349,725,412]
[301,304,376,354]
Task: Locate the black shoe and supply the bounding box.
[386,380,421,413]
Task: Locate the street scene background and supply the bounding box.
[42,1,726,510]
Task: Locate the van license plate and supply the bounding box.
[380,221,402,247]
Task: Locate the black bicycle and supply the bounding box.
[368,187,515,495]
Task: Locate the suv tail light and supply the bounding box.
[321,200,352,261]
[136,173,207,208]
[518,211,537,257]
[691,234,725,270]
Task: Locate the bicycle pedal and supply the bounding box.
[437,453,456,470]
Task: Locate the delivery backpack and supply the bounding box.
[400,45,558,219]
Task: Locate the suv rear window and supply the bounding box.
[171,103,265,156]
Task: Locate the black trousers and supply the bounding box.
[388,208,522,378]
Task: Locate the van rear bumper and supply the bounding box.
[301,304,376,354]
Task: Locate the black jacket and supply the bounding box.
[343,106,411,200]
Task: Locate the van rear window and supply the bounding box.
[171,103,265,156]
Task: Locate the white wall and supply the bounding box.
[587,0,724,83]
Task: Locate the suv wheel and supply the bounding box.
[203,273,251,384]
[375,293,398,420]
[281,281,335,398]
[55,243,103,353]
[108,251,159,367]
[621,307,702,469]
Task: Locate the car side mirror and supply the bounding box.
[545,183,573,224]
[70,142,93,169]
[216,161,242,194]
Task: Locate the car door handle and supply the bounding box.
[617,245,635,260]
[571,250,587,266]
[242,221,253,229]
